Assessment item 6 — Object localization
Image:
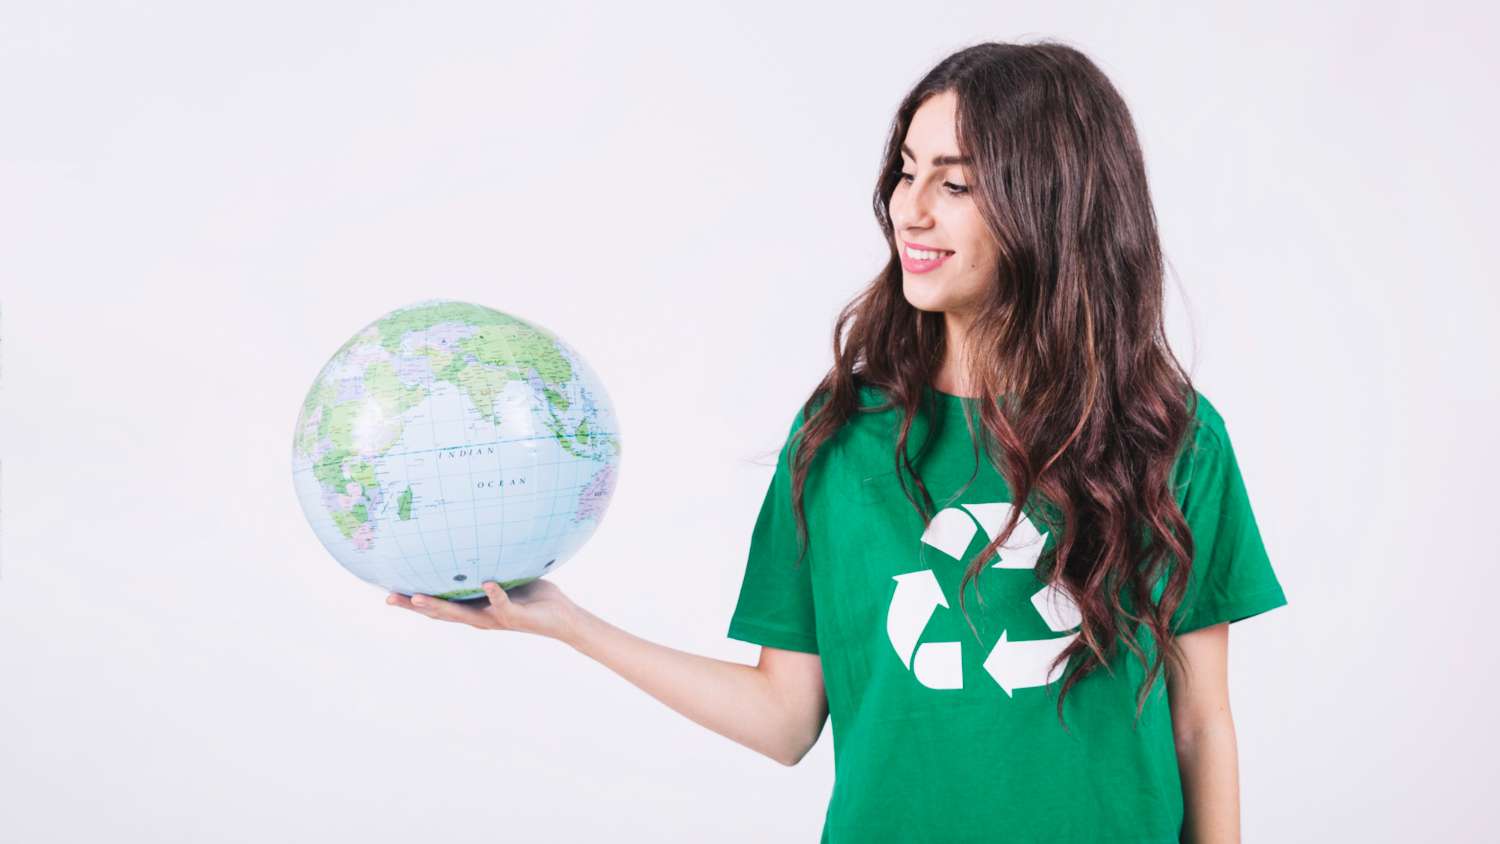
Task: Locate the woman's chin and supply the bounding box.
[902,282,953,314]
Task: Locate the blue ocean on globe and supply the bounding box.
[291,299,621,600]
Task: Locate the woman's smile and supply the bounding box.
[901,240,955,274]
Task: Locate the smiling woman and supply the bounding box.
[392,38,1288,844]
[725,39,1287,843]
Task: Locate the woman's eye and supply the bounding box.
[897,170,968,196]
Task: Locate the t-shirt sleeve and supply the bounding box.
[1172,407,1289,635]
[726,411,819,654]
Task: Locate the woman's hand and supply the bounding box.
[387,579,581,643]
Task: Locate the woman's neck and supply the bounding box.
[932,311,978,397]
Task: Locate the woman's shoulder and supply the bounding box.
[1173,387,1258,494]
[1185,388,1232,454]
[778,381,900,429]
[768,382,904,472]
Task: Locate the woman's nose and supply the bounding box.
[893,185,933,231]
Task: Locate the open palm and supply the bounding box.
[388,578,580,642]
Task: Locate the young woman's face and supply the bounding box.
[890,90,1000,321]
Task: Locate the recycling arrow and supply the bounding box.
[982,629,1079,697]
[884,501,1081,695]
[888,570,964,690]
[1032,580,1083,632]
[961,502,1047,568]
[887,570,947,670]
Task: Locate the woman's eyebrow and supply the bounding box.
[900,143,971,167]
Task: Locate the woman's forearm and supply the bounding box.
[561,606,804,765]
[1176,721,1241,843]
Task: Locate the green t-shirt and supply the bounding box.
[727,384,1287,843]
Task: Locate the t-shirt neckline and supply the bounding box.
[922,383,980,406]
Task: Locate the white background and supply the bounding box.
[3,2,1496,841]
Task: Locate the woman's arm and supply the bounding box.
[388,581,829,766]
[1166,622,1240,844]
[565,606,829,766]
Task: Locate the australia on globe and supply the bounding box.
[291,299,621,600]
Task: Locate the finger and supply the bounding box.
[386,592,444,617]
[387,592,438,614]
[394,596,446,621]
[408,593,493,627]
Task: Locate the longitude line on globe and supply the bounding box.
[492,325,519,583]
[386,358,436,592]
[415,326,458,590]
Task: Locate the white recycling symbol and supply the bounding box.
[887,502,1082,696]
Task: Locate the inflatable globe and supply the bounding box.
[291,299,621,600]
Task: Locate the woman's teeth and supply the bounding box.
[906,246,952,260]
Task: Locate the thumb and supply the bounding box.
[482,581,512,608]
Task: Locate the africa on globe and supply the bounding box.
[291,299,621,600]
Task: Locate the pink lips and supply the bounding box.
[900,241,954,274]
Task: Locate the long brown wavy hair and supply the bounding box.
[785,40,1201,728]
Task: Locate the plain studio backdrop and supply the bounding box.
[2,2,1496,841]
